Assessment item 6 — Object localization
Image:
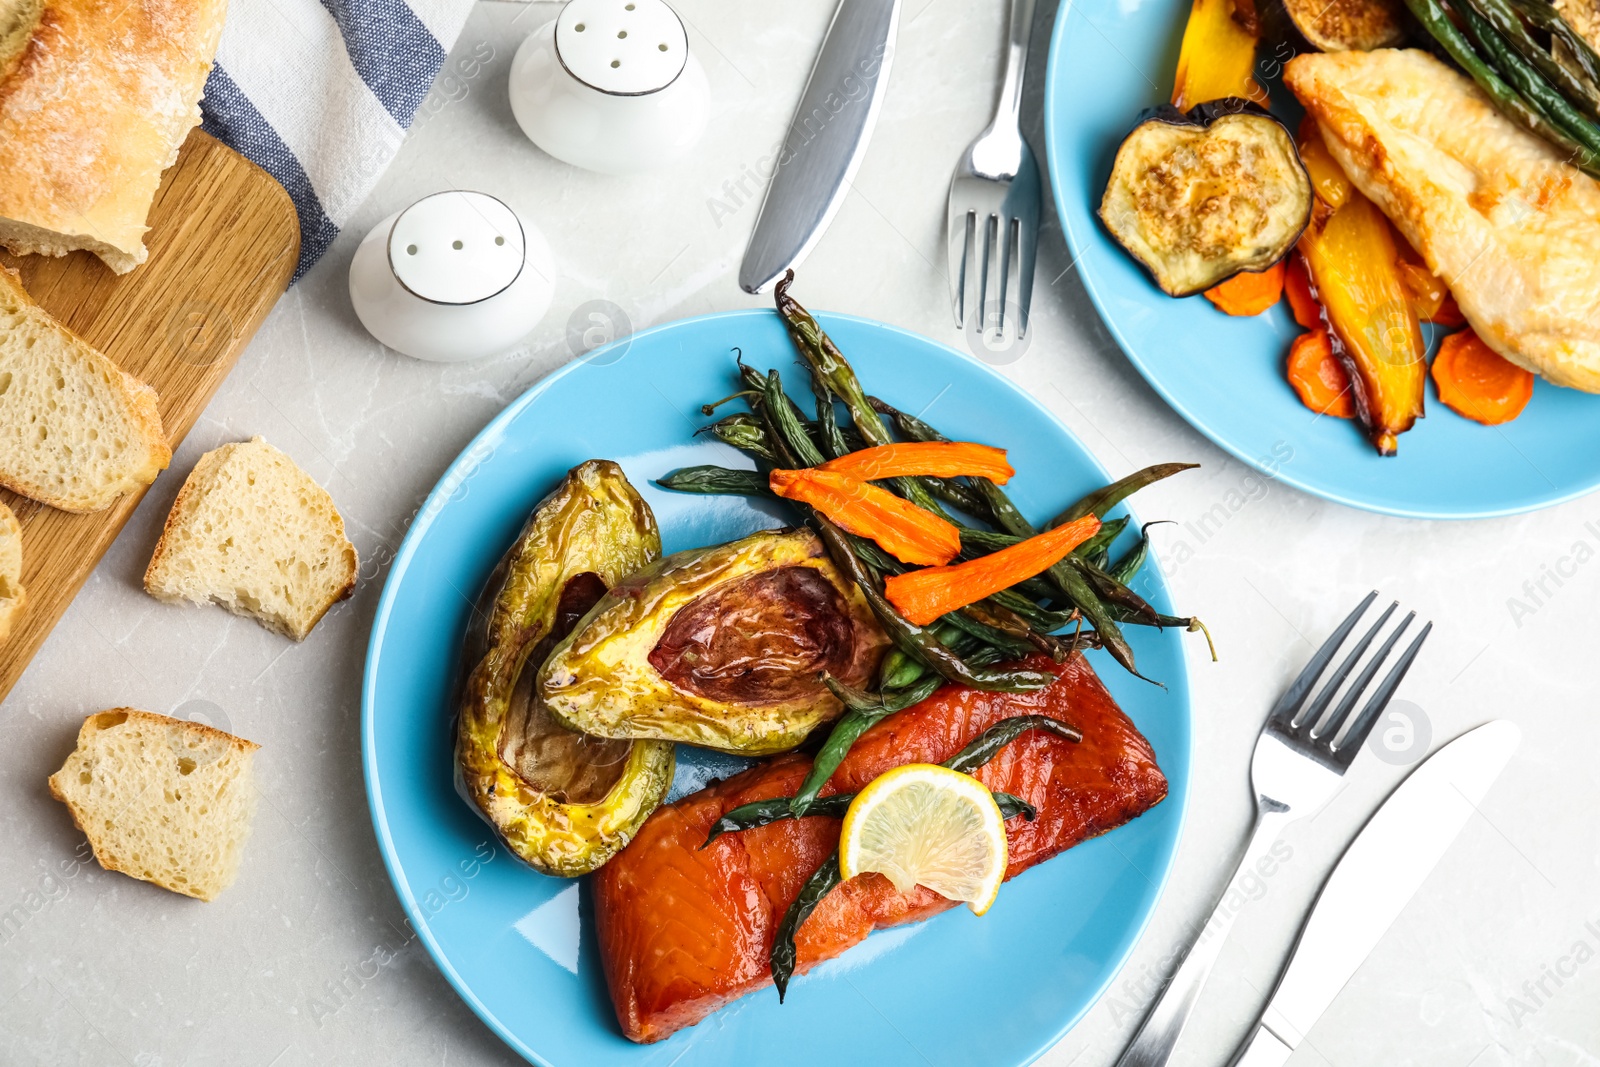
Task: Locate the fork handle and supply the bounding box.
[1111,805,1294,1067]
[990,0,1038,132]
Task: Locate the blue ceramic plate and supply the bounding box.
[1043,0,1600,518]
[362,310,1192,1067]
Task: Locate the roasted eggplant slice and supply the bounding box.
[457,460,674,877]
[1281,0,1406,52]
[1100,100,1313,297]
[538,528,891,756]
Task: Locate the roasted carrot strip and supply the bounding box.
[1283,254,1322,330]
[884,515,1102,627]
[769,469,961,566]
[1204,260,1285,317]
[1286,329,1355,418]
[817,441,1015,484]
[1432,328,1533,426]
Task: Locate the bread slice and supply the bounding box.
[0,501,22,640]
[48,709,259,902]
[0,0,227,273]
[0,267,171,511]
[144,438,358,640]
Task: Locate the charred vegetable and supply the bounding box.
[1293,123,1427,455]
[1100,101,1313,297]
[538,528,891,755]
[1282,0,1406,52]
[1171,0,1268,110]
[456,461,675,877]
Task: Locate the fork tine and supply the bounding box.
[1298,600,1399,732]
[1312,610,1413,743]
[978,213,998,336]
[1016,214,1037,339]
[1268,591,1377,727]
[949,208,974,329]
[998,216,1018,335]
[1332,620,1433,765]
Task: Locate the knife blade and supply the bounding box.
[1227,719,1521,1067]
[737,0,901,294]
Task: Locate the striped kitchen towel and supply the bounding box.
[200,0,478,281]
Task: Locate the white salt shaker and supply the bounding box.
[508,0,710,175]
[348,190,556,363]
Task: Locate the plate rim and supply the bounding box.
[361,307,1193,1067]
[1041,0,1600,521]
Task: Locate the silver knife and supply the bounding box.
[1228,719,1521,1067]
[737,0,901,293]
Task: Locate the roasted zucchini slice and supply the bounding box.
[538,527,891,756]
[456,460,675,877]
[1100,100,1313,297]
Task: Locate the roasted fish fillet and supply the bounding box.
[593,654,1168,1043]
[1286,48,1600,392]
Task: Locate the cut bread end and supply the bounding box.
[48,709,260,901]
[0,501,22,641]
[144,437,358,641]
[0,266,170,511]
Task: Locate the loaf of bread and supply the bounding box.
[0,0,227,273]
[145,438,359,640]
[0,501,22,640]
[0,267,171,511]
[48,709,259,901]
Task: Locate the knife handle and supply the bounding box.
[1226,1025,1294,1067]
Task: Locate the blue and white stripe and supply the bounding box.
[200,0,475,280]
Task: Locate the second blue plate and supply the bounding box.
[1044,0,1600,518]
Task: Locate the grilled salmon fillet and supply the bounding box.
[593,654,1167,1043]
[1286,48,1600,392]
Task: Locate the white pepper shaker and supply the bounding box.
[348,190,556,363]
[508,0,710,175]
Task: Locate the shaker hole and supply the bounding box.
[452,240,464,250]
[495,236,506,246]
[658,42,668,50]
[406,244,417,255]
[574,22,585,30]
[617,29,627,38]
[625,3,635,8]
[610,59,621,67]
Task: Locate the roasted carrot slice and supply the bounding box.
[1429,291,1466,327]
[1286,329,1354,418]
[1431,328,1534,426]
[817,442,1015,484]
[884,515,1102,627]
[769,469,961,566]
[1204,260,1285,317]
[1283,254,1322,330]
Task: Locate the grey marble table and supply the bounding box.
[3,2,1596,1065]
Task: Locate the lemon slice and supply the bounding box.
[838,763,1008,916]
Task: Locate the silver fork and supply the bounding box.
[1113,591,1433,1067]
[946,0,1042,339]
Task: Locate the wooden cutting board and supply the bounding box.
[0,128,300,704]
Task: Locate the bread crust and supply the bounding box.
[0,266,172,511]
[0,500,22,641]
[0,0,228,273]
